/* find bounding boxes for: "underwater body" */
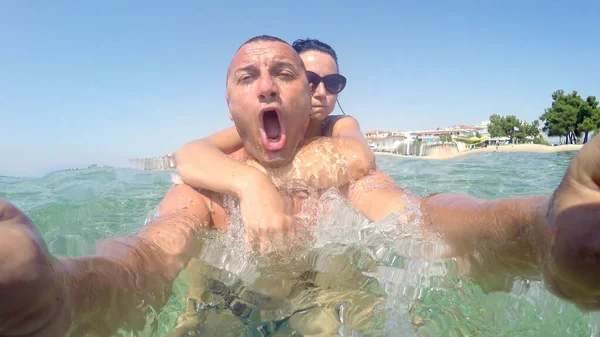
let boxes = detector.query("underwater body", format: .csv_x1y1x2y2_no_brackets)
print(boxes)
3,152,599,337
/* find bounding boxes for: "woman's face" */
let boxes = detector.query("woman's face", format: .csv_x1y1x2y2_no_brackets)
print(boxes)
300,50,340,121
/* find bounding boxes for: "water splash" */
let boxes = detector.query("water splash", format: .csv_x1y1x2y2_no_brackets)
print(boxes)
6,161,595,336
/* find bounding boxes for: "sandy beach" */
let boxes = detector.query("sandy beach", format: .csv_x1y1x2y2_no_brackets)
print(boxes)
375,143,584,160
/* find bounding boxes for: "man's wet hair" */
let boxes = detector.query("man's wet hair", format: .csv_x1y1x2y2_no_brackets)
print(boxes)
292,38,339,68
239,35,289,50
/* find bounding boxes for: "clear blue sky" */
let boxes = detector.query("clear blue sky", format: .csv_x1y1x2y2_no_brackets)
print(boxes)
1,1,598,177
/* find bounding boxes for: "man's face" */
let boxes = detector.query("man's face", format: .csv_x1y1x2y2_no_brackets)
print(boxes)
226,41,311,168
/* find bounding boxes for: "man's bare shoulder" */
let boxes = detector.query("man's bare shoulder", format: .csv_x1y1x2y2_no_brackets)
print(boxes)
158,185,211,219
228,148,250,162
277,137,375,189
159,184,233,231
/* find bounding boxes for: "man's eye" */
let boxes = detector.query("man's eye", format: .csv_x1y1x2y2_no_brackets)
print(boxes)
279,71,295,79
238,75,253,83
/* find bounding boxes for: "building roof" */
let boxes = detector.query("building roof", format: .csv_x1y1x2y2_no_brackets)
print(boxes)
365,130,391,135
414,130,456,135
449,124,476,130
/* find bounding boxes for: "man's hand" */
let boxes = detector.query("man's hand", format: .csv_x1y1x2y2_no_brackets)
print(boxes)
544,135,600,310
0,199,72,337
238,172,295,253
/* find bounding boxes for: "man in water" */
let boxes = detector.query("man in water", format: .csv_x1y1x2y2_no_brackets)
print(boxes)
1,35,600,336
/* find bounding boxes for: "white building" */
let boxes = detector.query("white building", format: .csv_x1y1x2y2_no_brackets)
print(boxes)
474,121,491,137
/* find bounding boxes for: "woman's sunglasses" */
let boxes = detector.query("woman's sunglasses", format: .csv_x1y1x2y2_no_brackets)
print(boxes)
306,71,347,95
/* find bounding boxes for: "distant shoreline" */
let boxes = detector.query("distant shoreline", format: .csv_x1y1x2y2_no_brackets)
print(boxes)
375,143,584,160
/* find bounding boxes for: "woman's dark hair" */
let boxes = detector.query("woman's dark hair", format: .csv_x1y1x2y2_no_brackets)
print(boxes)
292,38,339,68
293,38,346,115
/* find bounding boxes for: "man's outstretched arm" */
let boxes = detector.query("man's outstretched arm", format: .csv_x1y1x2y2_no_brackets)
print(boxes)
348,169,551,282
349,165,600,310
0,185,212,337
351,134,600,312
63,184,213,335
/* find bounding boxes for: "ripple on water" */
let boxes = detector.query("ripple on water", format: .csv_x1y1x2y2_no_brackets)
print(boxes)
2,152,597,336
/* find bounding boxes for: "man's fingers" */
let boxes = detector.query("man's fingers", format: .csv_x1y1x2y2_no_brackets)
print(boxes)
241,208,297,254
261,218,280,254
243,218,262,253
259,221,271,254
250,216,272,254
287,215,297,241
245,228,256,250
271,217,287,246
254,215,297,254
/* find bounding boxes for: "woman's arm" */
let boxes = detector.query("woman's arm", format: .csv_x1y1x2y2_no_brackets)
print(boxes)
328,115,376,174
174,127,293,247
174,126,261,197
329,116,369,144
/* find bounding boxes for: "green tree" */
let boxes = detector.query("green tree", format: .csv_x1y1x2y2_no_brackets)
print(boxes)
539,90,578,143
488,114,541,143
579,117,596,140
594,106,600,134
503,115,521,141
539,90,600,144
578,96,599,143
488,114,506,138
439,134,453,143
527,120,541,137
516,120,542,143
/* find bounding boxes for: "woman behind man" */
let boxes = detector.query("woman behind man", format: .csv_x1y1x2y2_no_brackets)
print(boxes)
174,38,374,237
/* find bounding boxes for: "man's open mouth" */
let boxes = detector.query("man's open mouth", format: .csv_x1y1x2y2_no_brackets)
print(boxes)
264,110,281,142
260,108,286,151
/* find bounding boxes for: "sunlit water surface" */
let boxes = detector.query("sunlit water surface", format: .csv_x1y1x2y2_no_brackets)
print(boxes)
2,152,599,336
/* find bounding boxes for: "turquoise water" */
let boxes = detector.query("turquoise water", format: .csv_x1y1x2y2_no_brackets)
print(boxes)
2,152,599,336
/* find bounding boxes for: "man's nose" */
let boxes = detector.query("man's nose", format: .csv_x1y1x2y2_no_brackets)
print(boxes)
257,75,279,100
